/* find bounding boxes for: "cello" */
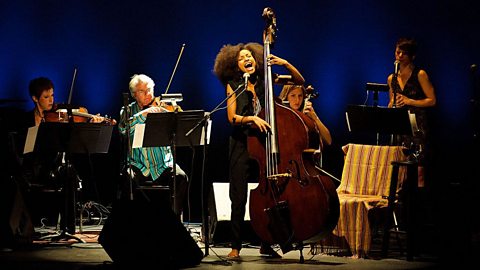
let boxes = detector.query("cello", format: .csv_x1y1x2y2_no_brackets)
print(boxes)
247,7,339,259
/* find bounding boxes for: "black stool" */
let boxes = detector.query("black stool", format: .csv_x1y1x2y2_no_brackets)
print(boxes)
135,182,172,206
382,160,418,261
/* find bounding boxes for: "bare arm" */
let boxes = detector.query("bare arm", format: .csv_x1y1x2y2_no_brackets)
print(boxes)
268,54,305,85
225,83,270,133
410,70,436,107
303,100,332,145
387,74,395,108
387,70,436,108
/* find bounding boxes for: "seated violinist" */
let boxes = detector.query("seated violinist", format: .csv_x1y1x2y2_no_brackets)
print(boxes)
20,77,106,125
16,77,113,221
118,74,188,218
16,77,59,192
279,84,332,146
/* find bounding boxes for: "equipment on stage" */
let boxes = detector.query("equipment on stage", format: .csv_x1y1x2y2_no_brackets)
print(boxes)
132,109,210,213
24,121,113,242
366,82,389,107
346,105,415,136
98,192,203,268
247,8,340,263
22,68,114,242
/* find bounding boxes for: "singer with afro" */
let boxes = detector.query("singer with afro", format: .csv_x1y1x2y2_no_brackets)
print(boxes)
213,42,304,258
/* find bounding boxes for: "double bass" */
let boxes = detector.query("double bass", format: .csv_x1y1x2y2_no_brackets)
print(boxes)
248,7,339,259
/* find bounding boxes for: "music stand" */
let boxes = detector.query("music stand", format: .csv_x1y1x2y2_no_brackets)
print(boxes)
134,110,208,214
366,82,389,107
345,105,415,145
25,122,113,242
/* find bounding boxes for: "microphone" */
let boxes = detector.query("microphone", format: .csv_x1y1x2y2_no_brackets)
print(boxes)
394,60,400,75
123,92,130,107
243,72,250,87
122,92,130,113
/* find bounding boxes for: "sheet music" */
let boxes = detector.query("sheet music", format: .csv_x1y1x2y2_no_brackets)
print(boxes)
408,110,419,135
345,112,351,132
201,119,212,145
132,124,145,148
23,125,39,154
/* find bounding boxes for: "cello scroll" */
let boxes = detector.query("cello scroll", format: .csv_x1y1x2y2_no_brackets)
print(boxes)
302,85,319,113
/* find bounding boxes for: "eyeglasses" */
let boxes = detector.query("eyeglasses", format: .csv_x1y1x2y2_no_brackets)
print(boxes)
135,88,151,95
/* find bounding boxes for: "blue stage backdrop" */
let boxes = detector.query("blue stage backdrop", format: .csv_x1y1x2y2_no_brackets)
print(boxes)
1,1,479,209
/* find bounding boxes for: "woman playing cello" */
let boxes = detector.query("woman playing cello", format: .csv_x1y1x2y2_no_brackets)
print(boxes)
213,42,305,258
279,84,332,147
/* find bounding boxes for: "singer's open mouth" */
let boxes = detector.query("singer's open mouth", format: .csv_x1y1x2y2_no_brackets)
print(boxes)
244,62,254,72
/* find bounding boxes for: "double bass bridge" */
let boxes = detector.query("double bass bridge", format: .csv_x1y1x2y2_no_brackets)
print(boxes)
267,173,292,180
266,173,292,195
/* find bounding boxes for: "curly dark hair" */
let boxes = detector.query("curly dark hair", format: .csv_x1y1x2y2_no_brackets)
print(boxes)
213,42,264,86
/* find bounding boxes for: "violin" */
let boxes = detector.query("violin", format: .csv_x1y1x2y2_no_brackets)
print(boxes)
149,96,183,112
44,68,116,125
134,95,184,117
44,104,116,125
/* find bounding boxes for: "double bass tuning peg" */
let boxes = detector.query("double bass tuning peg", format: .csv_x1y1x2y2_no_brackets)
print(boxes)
262,7,275,23
262,7,277,44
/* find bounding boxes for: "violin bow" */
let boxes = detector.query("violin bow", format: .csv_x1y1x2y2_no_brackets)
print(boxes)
67,67,78,105
164,43,186,94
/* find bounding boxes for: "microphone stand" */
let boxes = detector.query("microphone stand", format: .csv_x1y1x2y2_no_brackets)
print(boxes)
39,103,85,243
185,83,247,138
185,82,247,257
391,62,400,145
120,93,134,201
393,61,400,108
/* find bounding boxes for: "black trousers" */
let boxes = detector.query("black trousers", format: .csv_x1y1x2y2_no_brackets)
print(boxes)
229,135,273,252
229,136,257,250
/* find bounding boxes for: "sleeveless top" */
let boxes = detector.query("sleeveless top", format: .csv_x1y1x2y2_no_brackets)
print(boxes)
228,76,265,140
391,66,430,162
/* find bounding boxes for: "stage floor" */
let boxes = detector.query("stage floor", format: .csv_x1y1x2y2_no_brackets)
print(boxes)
0,224,446,270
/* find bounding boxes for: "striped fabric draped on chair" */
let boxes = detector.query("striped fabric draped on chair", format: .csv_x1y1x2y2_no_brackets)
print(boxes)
316,143,406,258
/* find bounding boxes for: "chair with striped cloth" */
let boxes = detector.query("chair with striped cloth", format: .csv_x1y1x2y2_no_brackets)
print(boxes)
315,143,407,258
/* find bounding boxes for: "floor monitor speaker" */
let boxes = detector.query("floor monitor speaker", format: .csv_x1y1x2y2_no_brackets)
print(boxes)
0,180,34,249
99,194,203,268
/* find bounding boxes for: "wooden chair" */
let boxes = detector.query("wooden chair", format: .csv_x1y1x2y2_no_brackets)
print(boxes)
315,143,412,258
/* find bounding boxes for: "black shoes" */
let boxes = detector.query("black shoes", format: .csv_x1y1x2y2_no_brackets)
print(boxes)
259,245,282,258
